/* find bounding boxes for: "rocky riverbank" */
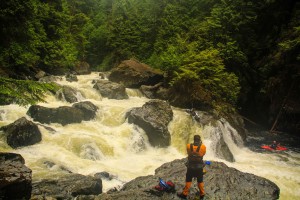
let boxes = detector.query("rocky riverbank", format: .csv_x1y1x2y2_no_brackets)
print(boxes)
0,153,279,200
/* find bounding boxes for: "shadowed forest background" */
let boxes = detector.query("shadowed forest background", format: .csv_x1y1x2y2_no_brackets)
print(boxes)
0,0,299,134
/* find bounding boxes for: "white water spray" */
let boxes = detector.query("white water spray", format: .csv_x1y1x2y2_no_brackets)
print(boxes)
0,73,299,199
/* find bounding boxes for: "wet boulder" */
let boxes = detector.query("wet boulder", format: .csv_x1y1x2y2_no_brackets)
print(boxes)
31,173,102,199
0,153,32,200
73,61,91,75
94,172,117,181
99,72,106,79
1,117,41,148
140,82,169,100
27,103,98,126
56,85,84,103
43,161,72,174
108,59,164,88
65,73,78,82
93,80,129,100
72,101,98,120
126,100,173,147
27,105,84,125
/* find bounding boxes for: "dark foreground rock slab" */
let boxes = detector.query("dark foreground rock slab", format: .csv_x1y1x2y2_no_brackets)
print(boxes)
97,158,279,200
0,153,32,200
31,173,102,200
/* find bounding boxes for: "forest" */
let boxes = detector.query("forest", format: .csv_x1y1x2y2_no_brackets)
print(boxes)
0,0,299,134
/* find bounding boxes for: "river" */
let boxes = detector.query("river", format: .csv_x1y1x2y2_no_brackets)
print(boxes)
0,73,299,200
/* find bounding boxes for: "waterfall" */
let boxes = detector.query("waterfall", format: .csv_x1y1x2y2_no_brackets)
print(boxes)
201,120,300,199
0,72,299,199
201,119,243,161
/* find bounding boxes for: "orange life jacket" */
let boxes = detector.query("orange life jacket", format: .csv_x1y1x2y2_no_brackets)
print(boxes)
187,143,206,168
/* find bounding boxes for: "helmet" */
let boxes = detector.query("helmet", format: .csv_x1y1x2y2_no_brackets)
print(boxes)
194,135,201,142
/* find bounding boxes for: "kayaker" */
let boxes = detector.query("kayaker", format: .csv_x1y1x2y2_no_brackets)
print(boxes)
270,141,279,149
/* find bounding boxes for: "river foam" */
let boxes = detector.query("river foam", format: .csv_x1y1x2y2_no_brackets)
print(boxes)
0,72,299,199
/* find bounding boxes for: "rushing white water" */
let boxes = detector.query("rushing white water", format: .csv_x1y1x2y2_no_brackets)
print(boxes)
0,73,299,200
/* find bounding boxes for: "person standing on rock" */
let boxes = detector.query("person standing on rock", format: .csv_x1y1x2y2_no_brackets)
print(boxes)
177,135,206,199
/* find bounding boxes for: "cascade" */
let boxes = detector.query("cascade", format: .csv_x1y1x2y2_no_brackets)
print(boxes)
0,73,299,199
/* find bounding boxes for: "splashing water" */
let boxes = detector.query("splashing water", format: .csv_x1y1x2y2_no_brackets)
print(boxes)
0,73,299,199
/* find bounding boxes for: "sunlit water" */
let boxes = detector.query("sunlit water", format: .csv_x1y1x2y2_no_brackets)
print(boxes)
0,73,299,199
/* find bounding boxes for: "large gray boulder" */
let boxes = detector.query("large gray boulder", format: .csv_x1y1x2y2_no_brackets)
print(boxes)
56,85,83,103
27,105,84,125
72,101,99,121
108,59,164,88
0,153,32,200
126,100,173,147
1,117,41,148
140,82,169,100
97,158,279,200
27,103,98,126
93,80,129,100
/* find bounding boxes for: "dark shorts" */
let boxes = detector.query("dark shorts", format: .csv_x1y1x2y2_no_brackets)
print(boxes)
186,167,203,183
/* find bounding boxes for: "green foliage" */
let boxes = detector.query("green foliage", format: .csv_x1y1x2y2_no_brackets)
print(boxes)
38,0,78,69
278,25,300,53
0,0,297,116
104,0,162,63
0,77,60,106
0,0,91,72
257,3,300,100
149,36,187,72
0,0,46,68
172,48,240,107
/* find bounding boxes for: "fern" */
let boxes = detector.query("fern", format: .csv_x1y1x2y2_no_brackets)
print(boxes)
0,77,60,106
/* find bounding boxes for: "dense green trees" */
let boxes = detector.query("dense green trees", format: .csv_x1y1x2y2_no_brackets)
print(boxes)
0,0,44,69
0,0,298,129
0,0,93,74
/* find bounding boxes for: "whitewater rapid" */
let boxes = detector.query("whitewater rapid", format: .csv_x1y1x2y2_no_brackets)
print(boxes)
0,73,299,200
